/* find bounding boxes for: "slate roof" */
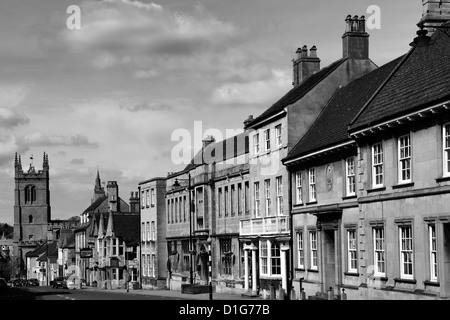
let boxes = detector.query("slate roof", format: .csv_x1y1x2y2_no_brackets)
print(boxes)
349,26,450,132
36,242,58,262
284,55,404,162
27,241,58,260
168,131,249,178
246,59,345,128
82,195,107,214
112,213,140,246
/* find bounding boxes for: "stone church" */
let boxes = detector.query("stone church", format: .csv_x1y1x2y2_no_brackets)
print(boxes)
12,152,79,278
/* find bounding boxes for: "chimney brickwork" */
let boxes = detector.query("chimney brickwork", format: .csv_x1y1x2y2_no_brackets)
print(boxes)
292,45,321,87
342,15,369,60
420,0,450,34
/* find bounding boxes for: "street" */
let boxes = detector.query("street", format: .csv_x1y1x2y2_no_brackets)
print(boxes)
0,286,187,300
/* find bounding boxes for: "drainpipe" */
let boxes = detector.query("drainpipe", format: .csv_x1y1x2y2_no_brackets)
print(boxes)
138,186,142,289
287,167,294,300
189,173,193,285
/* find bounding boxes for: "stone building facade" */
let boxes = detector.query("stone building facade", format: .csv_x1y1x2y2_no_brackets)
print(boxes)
139,177,167,289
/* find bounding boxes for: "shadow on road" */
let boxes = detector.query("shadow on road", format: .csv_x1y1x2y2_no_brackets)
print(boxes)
0,286,75,300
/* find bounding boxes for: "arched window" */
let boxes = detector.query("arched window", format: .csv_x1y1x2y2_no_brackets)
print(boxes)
28,215,33,223
25,185,37,203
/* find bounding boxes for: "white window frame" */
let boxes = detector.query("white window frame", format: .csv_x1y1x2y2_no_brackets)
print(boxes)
254,182,260,218
308,168,316,202
259,240,281,277
297,231,304,269
429,225,438,282
264,179,271,216
443,123,450,177
224,186,229,217
146,190,150,207
275,124,282,148
146,221,150,241
399,225,414,280
309,231,318,270
346,157,356,196
142,254,147,277
142,222,146,241
295,171,302,204
218,187,223,217
152,254,156,277
372,142,384,188
151,188,155,206
264,129,271,152
373,227,386,277
347,230,357,273
398,134,412,184
253,133,260,156
276,176,283,215
260,240,268,276
151,221,156,241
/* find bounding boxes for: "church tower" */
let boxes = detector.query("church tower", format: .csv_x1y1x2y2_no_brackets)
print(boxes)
13,152,52,260
92,168,106,204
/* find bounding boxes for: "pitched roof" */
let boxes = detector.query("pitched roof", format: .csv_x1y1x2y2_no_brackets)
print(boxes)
27,241,58,259
349,27,450,132
246,59,345,128
83,195,107,214
168,131,249,178
284,55,404,162
112,213,140,246
37,241,58,262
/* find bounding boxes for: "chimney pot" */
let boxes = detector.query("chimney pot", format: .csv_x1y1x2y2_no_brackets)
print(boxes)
296,47,302,59
292,44,320,86
301,45,308,57
342,14,370,60
309,45,318,58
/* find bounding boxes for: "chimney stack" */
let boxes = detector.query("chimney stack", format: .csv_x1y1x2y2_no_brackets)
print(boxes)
342,15,370,60
106,181,119,212
129,191,139,212
292,45,321,87
244,115,254,127
419,0,450,34
202,135,215,149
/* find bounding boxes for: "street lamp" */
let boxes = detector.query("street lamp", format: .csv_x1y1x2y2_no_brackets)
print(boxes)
207,236,213,300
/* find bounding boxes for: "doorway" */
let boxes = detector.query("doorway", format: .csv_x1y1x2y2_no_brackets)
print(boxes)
323,229,336,293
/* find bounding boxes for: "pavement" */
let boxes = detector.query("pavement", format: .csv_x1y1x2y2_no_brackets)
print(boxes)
81,285,262,300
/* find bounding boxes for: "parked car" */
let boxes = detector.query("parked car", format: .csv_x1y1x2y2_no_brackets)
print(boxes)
51,276,68,289
11,279,26,287
26,278,40,286
0,278,8,292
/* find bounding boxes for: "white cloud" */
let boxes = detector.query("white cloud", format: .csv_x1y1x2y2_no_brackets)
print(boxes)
211,69,291,105
134,69,159,79
0,107,29,129
19,132,99,148
0,85,30,108
103,0,163,11
0,134,28,166
60,0,237,70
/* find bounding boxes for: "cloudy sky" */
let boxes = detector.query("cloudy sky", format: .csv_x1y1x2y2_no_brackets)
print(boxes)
0,0,423,225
